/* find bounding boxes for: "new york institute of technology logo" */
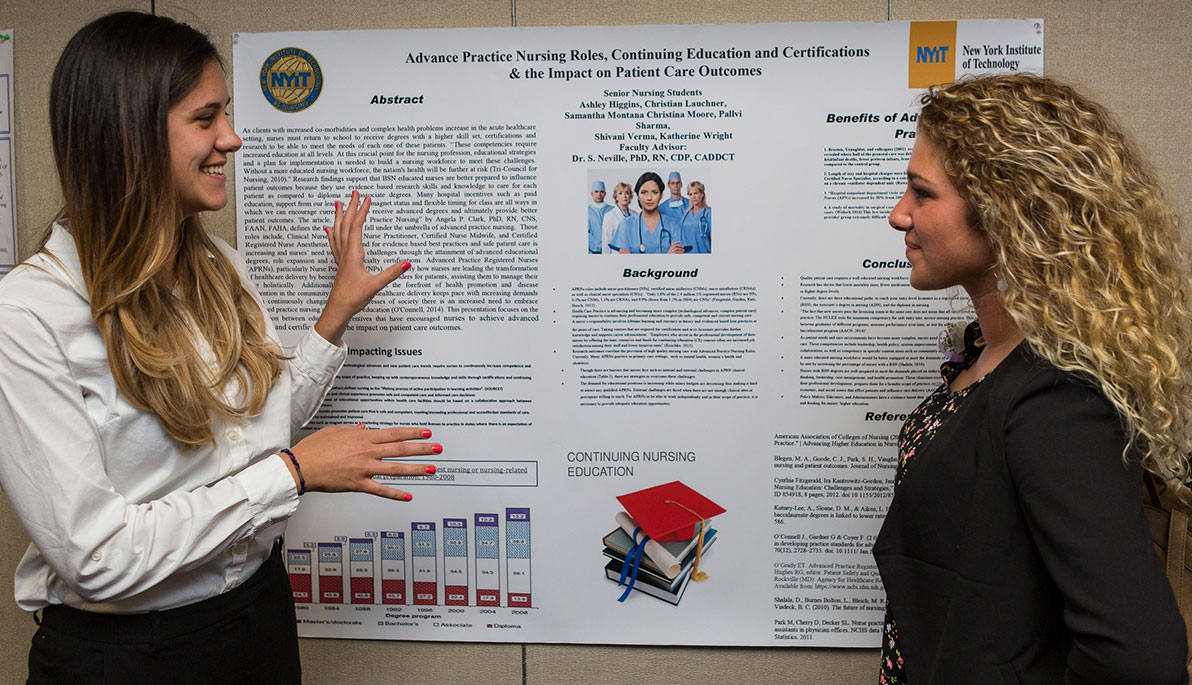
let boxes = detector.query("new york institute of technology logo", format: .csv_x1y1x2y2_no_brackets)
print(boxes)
260,47,323,113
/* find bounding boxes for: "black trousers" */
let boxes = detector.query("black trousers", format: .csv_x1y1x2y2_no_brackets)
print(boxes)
28,542,301,684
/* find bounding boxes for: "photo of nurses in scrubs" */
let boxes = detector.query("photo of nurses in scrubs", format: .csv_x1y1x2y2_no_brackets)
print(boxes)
587,169,712,255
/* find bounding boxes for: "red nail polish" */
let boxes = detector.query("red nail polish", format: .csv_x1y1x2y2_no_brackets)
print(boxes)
335,201,340,210
425,465,436,475
357,423,366,428
422,429,432,438
432,444,443,454
400,261,412,272
402,493,413,502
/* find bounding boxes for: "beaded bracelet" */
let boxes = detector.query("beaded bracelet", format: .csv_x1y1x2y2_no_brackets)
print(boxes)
280,448,306,496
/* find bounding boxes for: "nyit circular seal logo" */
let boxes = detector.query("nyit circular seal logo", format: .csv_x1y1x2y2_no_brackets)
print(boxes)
260,47,323,113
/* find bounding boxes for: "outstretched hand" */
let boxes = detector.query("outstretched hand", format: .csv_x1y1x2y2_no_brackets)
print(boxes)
284,424,440,502
314,190,411,345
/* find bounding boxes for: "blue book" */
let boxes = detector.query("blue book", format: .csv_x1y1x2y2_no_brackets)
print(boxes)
602,528,718,590
605,559,693,605
601,526,717,577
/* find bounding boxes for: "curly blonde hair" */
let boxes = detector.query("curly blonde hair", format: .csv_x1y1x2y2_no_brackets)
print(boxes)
918,73,1192,479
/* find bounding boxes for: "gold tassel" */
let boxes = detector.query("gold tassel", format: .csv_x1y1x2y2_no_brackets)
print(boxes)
665,500,709,582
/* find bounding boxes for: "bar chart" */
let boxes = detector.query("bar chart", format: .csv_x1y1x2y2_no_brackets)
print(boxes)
288,507,533,608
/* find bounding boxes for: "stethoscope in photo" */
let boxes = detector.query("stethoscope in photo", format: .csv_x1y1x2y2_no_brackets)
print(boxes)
634,213,671,253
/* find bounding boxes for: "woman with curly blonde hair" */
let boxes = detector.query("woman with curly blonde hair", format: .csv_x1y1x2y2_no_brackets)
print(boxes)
873,73,1191,684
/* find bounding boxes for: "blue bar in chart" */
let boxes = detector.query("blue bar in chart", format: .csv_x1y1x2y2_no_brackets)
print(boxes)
349,538,375,604
380,531,406,605
506,508,531,607
318,542,343,604
475,513,500,606
411,522,437,605
443,518,469,606
287,549,312,603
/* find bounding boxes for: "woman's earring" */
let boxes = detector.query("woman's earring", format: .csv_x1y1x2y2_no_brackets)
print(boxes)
996,275,1008,292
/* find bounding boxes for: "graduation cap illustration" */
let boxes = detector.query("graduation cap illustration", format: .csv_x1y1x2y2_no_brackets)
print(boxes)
616,480,725,543
611,481,725,601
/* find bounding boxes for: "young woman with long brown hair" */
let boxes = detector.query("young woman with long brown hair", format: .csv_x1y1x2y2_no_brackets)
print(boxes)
0,11,437,681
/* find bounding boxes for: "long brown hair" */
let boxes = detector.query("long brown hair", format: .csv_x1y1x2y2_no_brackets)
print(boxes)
49,12,285,446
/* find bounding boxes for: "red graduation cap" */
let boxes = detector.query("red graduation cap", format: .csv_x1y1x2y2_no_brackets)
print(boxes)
616,480,725,543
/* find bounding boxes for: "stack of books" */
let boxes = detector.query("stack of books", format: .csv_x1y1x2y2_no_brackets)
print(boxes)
602,523,718,605
604,480,725,605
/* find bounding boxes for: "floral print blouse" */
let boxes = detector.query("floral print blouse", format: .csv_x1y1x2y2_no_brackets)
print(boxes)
879,323,984,684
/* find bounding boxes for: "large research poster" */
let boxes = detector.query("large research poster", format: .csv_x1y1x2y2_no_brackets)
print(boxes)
233,20,1043,646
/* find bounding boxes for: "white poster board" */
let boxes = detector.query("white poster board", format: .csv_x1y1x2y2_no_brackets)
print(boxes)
232,19,1043,646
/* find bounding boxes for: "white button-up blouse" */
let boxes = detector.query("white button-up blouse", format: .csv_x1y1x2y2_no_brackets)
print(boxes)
0,224,345,612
